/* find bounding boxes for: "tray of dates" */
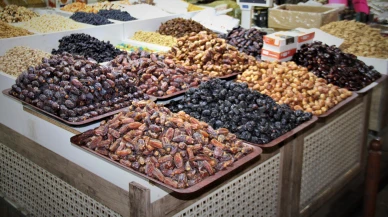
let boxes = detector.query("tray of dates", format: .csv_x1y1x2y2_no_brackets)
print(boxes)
167,79,318,148
356,74,388,94
70,101,262,194
3,88,156,126
317,91,358,118
154,73,239,101
2,53,155,126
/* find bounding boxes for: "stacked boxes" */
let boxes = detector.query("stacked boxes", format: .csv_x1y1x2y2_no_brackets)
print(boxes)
261,29,315,62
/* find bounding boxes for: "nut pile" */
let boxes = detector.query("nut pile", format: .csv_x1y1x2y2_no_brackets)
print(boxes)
221,27,266,60
78,100,254,189
0,21,33,38
131,31,177,47
8,52,149,122
236,61,353,115
0,46,50,77
116,43,156,53
320,20,388,58
292,42,381,91
62,2,124,13
165,31,257,77
168,79,313,144
70,12,112,25
158,18,213,38
0,5,39,23
52,33,123,63
97,9,137,21
19,14,85,33
108,52,206,97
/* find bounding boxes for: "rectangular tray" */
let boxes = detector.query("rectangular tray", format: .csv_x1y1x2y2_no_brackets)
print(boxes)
318,91,358,118
154,73,239,100
244,115,318,148
2,88,156,126
356,74,387,94
70,131,262,194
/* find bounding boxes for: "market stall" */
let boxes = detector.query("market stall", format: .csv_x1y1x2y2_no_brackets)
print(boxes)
0,1,387,217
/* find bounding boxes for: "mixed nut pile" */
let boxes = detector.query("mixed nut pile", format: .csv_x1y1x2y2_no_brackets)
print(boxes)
236,61,353,115
166,31,257,77
108,52,206,97
292,42,381,91
158,18,213,38
221,27,266,60
131,31,177,47
70,12,112,26
0,5,39,23
8,52,149,122
20,14,85,33
0,20,33,38
78,101,254,188
0,46,50,77
320,20,388,58
52,33,123,63
168,79,313,144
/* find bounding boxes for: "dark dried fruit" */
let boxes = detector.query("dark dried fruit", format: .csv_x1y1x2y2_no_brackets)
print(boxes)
292,41,381,91
167,79,313,144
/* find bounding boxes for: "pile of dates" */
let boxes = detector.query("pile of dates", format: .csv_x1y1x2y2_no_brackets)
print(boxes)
165,31,257,77
167,79,312,144
78,101,254,189
108,51,207,97
292,41,381,91
221,27,266,60
97,9,137,21
70,12,113,26
8,52,149,122
237,62,352,115
158,18,213,38
52,33,123,63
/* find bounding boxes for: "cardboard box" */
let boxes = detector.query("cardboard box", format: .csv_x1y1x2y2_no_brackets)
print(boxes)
283,29,315,49
268,5,339,30
261,48,297,62
263,33,297,52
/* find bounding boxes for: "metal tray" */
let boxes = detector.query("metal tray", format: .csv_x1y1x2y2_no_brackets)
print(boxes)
318,91,358,118
154,73,239,100
2,88,156,126
70,130,262,194
356,74,387,94
243,116,318,148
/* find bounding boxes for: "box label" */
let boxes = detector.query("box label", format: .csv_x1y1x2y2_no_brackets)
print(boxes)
261,48,297,59
298,32,315,43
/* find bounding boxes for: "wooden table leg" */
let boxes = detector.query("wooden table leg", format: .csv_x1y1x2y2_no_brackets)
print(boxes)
363,138,382,217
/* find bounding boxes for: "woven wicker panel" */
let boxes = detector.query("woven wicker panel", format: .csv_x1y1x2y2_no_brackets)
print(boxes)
300,102,363,209
0,143,121,217
173,153,281,217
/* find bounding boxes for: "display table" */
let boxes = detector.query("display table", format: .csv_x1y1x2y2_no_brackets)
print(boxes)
0,69,376,216
0,10,385,217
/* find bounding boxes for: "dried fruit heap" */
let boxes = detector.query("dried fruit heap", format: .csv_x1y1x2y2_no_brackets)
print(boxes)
221,27,266,60
166,31,257,77
97,9,137,21
108,52,207,97
52,33,123,63
79,101,253,189
237,61,352,115
168,79,312,144
292,42,381,91
158,18,213,38
70,12,113,26
8,53,149,122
